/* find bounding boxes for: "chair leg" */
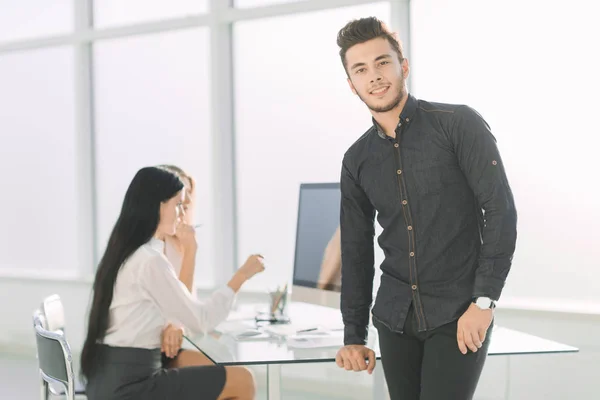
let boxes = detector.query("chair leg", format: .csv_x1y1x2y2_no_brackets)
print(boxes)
40,378,49,400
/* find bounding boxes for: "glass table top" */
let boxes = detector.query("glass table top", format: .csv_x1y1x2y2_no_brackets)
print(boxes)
184,302,578,366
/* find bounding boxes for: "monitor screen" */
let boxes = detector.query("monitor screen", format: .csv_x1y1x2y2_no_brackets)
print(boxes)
292,183,341,292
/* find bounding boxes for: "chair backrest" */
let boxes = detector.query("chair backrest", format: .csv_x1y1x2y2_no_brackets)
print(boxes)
41,294,66,332
33,309,75,399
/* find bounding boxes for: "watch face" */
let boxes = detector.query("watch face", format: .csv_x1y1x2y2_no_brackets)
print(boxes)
476,298,492,309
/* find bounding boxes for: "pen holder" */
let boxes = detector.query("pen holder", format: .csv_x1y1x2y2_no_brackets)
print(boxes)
255,287,290,324
269,289,288,316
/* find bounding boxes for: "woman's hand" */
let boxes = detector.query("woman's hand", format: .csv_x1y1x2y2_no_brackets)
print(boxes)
238,254,266,280
161,323,184,358
174,223,197,255
227,255,266,292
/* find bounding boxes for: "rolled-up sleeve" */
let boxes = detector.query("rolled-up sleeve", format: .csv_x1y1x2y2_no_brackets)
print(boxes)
452,106,518,300
139,256,235,335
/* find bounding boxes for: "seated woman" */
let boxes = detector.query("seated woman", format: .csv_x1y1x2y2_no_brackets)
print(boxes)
158,164,198,294
81,166,264,400
157,164,228,368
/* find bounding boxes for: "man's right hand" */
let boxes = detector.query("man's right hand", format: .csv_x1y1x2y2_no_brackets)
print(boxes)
335,345,376,374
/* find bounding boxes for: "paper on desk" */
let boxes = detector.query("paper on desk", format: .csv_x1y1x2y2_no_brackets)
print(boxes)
214,319,256,335
233,331,272,341
226,308,259,321
286,330,344,349
262,324,321,337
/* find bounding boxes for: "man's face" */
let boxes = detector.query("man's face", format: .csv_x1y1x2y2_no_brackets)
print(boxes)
345,37,408,113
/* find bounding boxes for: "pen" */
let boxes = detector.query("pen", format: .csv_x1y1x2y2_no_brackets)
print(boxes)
296,327,318,334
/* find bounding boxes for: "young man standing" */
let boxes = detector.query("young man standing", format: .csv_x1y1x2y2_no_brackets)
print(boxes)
334,17,517,400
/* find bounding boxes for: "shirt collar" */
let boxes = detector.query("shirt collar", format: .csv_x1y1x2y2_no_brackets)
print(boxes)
148,237,165,253
372,93,418,139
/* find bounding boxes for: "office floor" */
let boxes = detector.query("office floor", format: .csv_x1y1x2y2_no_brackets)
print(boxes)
0,351,348,400
1,352,39,399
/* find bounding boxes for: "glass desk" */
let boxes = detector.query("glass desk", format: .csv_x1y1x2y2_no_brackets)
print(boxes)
185,302,578,400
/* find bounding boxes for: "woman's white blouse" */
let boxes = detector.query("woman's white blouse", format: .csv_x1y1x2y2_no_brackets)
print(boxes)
101,238,235,349
164,237,198,299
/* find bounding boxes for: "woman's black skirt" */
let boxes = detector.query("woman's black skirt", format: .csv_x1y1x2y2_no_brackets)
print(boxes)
85,345,226,400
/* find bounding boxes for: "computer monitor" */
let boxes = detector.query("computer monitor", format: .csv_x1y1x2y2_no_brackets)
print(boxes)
291,182,341,309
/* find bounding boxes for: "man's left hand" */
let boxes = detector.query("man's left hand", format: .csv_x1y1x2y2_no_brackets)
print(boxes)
457,302,493,355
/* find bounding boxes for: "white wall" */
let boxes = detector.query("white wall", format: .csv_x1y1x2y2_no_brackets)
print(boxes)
0,278,91,354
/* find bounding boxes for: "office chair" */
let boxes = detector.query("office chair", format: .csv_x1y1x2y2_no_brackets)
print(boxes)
33,295,86,399
40,294,66,332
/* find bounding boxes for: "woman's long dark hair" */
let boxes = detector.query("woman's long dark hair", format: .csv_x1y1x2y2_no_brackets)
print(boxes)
80,166,184,379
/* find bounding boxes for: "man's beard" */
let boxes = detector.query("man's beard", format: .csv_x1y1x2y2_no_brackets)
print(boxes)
362,88,404,113
358,75,405,113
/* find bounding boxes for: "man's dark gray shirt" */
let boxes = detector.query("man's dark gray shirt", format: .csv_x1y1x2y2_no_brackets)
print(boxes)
340,94,517,345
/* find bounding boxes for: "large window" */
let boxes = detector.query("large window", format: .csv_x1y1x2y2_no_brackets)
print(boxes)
411,0,599,309
235,0,306,9
0,0,72,42
0,46,78,276
1,0,401,289
93,0,208,28
234,2,391,290
93,28,214,285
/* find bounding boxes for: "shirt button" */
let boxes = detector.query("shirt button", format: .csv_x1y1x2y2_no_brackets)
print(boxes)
406,118,410,122
411,284,417,290
410,252,415,257
394,143,399,148
402,200,408,205
397,169,402,175
407,225,413,231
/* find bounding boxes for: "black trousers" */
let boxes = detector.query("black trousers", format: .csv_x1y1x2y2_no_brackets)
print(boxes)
373,305,493,400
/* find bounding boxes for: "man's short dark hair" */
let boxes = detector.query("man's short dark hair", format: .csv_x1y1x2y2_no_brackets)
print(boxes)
337,17,404,74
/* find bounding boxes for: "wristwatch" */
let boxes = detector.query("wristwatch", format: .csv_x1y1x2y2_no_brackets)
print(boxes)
474,297,496,310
